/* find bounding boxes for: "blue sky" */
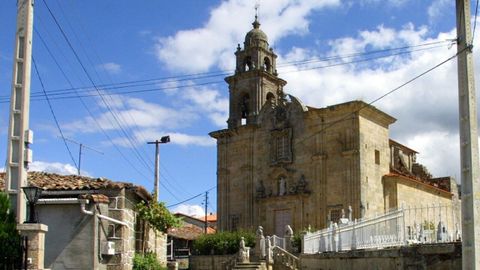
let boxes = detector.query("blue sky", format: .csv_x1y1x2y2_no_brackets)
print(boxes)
0,0,477,217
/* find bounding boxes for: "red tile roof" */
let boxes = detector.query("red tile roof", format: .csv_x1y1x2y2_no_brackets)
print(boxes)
0,171,151,200
168,224,216,240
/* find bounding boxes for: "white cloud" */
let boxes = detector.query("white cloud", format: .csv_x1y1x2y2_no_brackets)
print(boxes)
172,203,205,217
110,129,215,148
28,161,87,176
405,131,460,181
359,0,410,7
154,0,341,73
65,95,197,133
274,24,470,179
181,84,229,127
427,0,453,23
98,62,122,75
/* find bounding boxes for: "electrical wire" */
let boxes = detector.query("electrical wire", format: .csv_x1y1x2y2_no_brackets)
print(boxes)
32,56,79,170
294,47,466,149
32,26,158,192
0,40,451,100
167,186,216,208
40,0,158,180
0,43,450,104
473,0,479,43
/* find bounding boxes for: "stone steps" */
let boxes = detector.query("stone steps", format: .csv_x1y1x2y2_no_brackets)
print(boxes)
232,262,263,270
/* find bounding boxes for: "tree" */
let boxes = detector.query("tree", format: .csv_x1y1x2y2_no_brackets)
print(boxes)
135,199,181,233
0,192,21,264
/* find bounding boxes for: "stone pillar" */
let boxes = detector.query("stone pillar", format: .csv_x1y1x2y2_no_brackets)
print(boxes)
17,223,48,270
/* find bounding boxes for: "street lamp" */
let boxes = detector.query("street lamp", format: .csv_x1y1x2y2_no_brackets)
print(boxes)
160,136,170,143
147,135,170,201
22,186,42,223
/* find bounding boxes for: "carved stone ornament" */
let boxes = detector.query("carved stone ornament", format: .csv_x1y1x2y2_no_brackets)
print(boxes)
256,180,266,198
273,106,288,128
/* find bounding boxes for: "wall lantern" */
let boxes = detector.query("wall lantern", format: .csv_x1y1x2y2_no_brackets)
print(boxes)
22,186,42,223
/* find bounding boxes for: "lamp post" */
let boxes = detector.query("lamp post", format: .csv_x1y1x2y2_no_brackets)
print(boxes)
22,186,42,223
147,135,170,201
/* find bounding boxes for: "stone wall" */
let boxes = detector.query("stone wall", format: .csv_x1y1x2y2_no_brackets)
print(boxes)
300,242,461,270
105,194,140,270
189,255,236,270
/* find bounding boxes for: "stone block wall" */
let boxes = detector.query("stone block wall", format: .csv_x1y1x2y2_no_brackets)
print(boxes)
300,242,461,270
189,255,236,270
106,196,137,270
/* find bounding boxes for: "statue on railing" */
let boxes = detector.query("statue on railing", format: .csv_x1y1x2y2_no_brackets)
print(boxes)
284,225,294,252
238,237,250,263
256,226,266,259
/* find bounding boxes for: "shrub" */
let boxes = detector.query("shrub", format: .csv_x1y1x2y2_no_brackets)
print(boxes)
0,192,21,260
193,231,255,255
135,200,181,233
132,252,166,270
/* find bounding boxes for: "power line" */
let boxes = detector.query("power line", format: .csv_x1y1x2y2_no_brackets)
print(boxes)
473,0,479,43
294,47,466,149
32,56,79,170
31,25,156,189
0,43,451,104
0,40,451,100
40,0,157,179
167,186,216,208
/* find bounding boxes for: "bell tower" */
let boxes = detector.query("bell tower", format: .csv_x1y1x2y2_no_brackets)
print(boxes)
226,16,287,129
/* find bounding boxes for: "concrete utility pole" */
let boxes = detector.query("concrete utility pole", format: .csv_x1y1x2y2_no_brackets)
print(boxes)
147,136,170,201
456,0,480,268
6,0,35,223
204,191,209,234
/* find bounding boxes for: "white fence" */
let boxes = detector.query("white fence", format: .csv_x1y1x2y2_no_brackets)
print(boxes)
303,204,460,254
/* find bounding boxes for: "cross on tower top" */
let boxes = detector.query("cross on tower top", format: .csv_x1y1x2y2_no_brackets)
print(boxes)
255,1,260,20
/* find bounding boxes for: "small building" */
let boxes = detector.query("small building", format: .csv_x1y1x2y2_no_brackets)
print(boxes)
167,213,216,269
0,171,167,270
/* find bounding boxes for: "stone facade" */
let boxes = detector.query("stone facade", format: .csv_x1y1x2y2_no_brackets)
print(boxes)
210,18,459,236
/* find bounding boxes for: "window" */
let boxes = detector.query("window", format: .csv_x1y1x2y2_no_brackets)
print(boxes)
266,92,275,104
329,209,342,223
240,94,250,120
264,57,271,72
244,56,253,71
375,150,380,165
277,136,288,160
270,128,292,164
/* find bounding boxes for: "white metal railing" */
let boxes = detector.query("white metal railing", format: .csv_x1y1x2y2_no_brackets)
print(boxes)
303,204,461,254
166,240,173,260
271,235,286,249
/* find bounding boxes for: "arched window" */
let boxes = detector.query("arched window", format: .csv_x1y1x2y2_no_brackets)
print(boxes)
240,93,250,119
266,92,275,103
264,57,271,72
243,56,253,71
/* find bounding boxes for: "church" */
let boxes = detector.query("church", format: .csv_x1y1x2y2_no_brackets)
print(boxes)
209,17,459,236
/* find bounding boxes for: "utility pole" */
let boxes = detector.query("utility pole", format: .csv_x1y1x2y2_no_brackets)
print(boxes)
204,191,209,234
64,138,103,176
147,136,170,201
6,0,35,223
456,0,480,269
